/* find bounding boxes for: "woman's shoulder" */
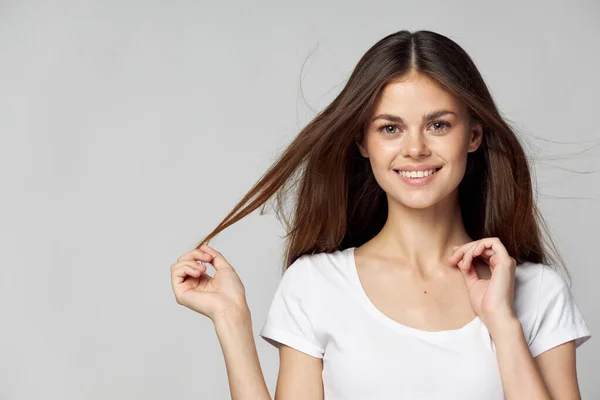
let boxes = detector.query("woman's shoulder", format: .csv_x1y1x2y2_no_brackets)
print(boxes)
513,262,556,311
284,247,356,287
513,261,592,356
513,261,570,303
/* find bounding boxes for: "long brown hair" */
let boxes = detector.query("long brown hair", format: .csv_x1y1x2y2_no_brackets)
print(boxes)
196,29,569,282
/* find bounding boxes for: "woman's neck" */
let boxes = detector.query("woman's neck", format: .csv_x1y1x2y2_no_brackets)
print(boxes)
365,195,472,276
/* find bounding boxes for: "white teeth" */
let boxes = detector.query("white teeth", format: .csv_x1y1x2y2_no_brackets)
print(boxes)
397,168,438,178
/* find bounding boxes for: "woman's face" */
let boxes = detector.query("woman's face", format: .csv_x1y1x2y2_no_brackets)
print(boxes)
357,73,483,210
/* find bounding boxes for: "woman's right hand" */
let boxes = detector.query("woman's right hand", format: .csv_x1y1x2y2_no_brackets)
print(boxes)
170,244,249,323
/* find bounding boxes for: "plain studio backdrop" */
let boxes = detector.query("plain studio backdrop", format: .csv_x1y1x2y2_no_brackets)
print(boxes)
1,0,598,399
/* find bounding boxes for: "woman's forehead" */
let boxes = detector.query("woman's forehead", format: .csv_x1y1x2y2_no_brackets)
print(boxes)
372,79,464,119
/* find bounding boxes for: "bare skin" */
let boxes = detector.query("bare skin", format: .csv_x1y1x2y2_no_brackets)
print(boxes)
354,243,491,332
352,71,488,330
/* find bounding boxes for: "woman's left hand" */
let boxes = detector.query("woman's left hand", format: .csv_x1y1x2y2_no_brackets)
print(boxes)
448,237,518,330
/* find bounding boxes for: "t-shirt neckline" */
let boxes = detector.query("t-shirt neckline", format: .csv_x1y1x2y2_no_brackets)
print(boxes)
345,246,482,339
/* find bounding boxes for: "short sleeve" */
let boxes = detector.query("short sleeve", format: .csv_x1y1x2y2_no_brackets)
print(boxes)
528,266,592,358
259,256,324,359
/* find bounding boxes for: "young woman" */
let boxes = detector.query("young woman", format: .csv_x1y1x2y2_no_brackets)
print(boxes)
170,30,592,399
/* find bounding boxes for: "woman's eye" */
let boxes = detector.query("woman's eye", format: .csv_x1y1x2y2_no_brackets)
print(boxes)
379,125,399,135
430,121,451,132
377,121,451,136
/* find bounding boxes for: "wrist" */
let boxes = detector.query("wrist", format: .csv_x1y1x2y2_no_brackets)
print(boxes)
213,306,252,330
486,315,522,340
213,308,257,358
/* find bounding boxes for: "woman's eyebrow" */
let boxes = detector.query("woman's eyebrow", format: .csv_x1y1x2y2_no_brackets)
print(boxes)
371,109,457,123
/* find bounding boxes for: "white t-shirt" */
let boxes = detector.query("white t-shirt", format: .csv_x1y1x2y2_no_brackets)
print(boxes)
259,246,592,399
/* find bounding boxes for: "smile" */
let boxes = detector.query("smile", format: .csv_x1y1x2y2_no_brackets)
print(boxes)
393,167,442,186
395,167,441,178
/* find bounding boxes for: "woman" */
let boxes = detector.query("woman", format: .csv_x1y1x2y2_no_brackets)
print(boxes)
170,30,592,399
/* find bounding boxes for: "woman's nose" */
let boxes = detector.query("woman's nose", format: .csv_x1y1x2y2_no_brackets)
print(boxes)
401,131,430,158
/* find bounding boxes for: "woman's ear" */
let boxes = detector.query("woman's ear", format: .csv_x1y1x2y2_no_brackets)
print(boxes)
356,140,369,158
468,121,484,153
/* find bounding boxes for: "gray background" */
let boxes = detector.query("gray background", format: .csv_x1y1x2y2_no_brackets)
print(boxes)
1,0,598,399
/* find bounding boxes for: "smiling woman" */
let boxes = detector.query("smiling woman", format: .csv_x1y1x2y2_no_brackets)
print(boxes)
357,72,481,205
171,29,592,400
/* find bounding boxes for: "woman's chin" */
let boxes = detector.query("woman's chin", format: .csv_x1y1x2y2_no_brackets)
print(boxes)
404,201,439,210
389,195,440,210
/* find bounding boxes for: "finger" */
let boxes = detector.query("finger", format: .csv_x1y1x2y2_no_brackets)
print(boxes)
462,241,484,271
479,248,494,258
449,241,476,263
171,261,212,283
199,244,234,271
179,260,208,273
457,254,479,286
450,237,508,263
177,249,214,263
469,248,494,261
474,238,513,271
171,260,207,273
484,237,510,260
449,241,477,266
170,265,208,308
173,265,203,285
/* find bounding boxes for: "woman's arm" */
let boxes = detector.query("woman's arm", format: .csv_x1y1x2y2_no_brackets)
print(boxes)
170,245,272,400
489,317,580,400
449,239,586,399
214,308,272,400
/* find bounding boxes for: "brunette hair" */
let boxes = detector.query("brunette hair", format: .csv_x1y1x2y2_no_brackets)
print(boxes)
196,29,569,282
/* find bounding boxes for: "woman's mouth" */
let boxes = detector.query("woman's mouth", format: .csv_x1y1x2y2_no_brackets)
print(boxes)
394,167,442,186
